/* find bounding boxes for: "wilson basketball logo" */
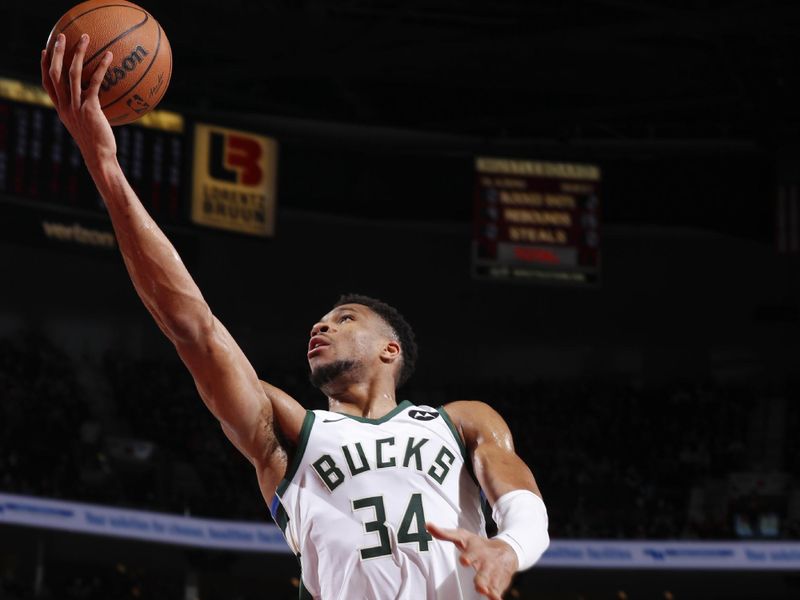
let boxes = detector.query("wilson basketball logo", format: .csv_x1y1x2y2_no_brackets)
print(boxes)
208,132,263,186
100,45,149,92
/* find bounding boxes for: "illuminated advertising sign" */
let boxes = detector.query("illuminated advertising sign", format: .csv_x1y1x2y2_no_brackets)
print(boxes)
191,123,278,236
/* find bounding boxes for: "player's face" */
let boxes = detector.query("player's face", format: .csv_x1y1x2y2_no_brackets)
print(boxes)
307,304,390,385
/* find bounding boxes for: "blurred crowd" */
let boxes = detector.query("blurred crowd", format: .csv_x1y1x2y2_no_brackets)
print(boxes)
473,380,755,539
1,330,798,542
0,561,183,600
0,332,88,501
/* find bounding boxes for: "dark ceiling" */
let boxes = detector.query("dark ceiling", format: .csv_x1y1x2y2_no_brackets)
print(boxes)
4,0,800,142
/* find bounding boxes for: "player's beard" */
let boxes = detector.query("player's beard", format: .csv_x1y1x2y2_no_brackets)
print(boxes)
309,359,359,390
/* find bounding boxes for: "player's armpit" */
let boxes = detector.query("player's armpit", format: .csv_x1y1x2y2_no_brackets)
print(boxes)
259,380,307,446
442,400,541,505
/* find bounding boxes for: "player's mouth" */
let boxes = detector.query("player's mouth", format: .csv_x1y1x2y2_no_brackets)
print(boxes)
307,336,331,358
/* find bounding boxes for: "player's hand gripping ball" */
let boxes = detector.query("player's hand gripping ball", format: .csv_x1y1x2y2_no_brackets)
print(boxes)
45,0,171,125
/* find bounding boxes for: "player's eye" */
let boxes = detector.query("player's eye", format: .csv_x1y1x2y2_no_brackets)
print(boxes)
339,314,354,323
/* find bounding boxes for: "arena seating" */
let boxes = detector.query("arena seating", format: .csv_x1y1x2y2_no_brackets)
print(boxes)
1,331,797,541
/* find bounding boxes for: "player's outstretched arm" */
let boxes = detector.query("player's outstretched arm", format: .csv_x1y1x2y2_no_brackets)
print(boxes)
41,34,305,496
427,401,549,600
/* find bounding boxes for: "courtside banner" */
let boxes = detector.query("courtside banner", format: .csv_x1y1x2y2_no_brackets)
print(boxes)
539,540,800,570
0,492,288,553
191,123,278,236
4,492,800,567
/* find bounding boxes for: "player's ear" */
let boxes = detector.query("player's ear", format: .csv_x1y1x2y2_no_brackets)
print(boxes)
380,340,401,364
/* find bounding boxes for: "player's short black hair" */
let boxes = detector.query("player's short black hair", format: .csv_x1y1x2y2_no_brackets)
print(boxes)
334,294,417,387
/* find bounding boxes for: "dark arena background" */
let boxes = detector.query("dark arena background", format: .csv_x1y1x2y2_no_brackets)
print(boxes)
2,1,800,599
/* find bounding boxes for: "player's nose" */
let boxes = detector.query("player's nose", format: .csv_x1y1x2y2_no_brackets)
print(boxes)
310,322,330,337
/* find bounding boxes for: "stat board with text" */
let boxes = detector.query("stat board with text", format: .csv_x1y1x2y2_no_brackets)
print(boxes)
472,157,601,286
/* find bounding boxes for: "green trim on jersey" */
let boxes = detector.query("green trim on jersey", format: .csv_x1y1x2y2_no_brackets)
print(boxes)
332,399,413,424
273,501,290,535
438,404,481,488
277,410,316,498
298,579,313,599
437,405,467,462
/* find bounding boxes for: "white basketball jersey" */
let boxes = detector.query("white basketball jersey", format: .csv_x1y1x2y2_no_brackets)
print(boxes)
270,401,486,600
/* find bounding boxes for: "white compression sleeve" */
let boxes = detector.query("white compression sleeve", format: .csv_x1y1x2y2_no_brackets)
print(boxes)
492,489,550,571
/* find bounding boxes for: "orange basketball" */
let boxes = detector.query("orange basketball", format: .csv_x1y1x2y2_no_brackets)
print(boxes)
46,0,172,125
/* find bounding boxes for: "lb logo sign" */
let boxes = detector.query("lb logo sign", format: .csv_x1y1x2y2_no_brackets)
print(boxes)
192,124,278,236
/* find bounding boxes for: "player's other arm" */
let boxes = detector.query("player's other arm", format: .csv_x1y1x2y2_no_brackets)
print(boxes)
428,401,549,600
449,400,542,503
41,35,305,495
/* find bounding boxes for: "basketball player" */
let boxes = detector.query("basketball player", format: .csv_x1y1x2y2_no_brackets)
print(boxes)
42,34,549,600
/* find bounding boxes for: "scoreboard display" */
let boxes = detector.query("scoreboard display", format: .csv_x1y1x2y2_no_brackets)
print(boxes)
0,77,187,251
472,157,601,285
0,76,278,249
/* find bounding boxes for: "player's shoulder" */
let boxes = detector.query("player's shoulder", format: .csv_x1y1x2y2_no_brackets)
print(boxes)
441,400,500,418
441,400,509,431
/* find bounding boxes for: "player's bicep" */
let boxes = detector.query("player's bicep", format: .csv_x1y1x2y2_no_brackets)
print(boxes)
447,401,541,506
173,315,271,454
220,421,256,467
472,442,539,506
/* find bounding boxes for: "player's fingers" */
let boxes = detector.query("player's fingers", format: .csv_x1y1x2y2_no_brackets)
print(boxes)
86,51,112,100
482,574,505,600
474,573,499,600
481,586,502,600
426,523,469,550
48,34,67,107
40,49,58,105
69,33,90,111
